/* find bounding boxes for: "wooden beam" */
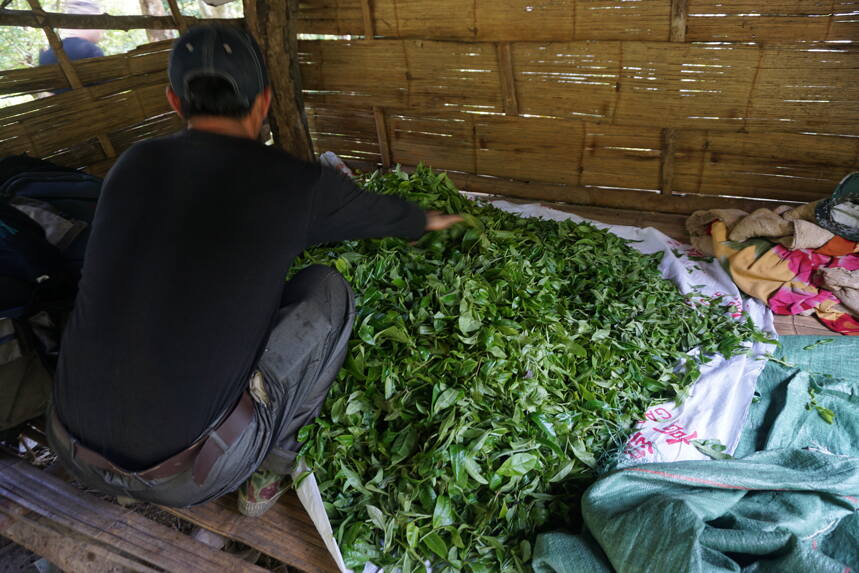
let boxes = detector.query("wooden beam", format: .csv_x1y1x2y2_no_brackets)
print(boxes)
660,127,676,195
244,0,314,161
164,492,340,573
373,106,391,167
443,171,796,215
138,0,173,43
359,0,374,38
496,42,519,116
0,9,241,30
341,160,792,215
26,0,116,158
670,0,688,42
164,0,187,34
360,0,390,166
494,196,691,242
0,456,266,573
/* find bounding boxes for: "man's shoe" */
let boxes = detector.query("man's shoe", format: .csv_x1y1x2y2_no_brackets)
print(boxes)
237,469,289,517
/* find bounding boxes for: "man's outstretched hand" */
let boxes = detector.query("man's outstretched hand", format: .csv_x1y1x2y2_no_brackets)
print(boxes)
425,210,464,231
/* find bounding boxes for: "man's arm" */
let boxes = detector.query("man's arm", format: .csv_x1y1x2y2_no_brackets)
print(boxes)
305,167,461,246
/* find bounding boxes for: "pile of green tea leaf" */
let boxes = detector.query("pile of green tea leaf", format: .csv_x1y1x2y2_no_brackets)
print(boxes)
295,166,760,572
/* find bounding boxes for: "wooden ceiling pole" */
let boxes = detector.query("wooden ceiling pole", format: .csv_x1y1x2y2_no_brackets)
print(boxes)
164,0,188,34
662,0,687,195
669,0,688,42
0,10,242,30
496,41,519,117
242,0,314,162
26,0,116,159
360,0,392,168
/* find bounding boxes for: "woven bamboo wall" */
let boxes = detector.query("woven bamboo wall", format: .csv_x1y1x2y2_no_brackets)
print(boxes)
1,1,858,213
294,0,859,212
0,39,179,177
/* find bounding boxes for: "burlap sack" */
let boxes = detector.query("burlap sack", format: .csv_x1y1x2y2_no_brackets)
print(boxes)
685,209,748,256
776,220,836,250
728,208,793,242
783,200,822,222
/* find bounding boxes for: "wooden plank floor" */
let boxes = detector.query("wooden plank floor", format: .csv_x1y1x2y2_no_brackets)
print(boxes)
164,491,340,573
0,455,266,573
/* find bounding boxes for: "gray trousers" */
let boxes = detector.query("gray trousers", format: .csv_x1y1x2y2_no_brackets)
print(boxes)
47,265,355,507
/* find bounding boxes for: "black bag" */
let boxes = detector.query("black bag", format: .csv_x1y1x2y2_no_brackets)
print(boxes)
0,202,73,431
0,156,101,432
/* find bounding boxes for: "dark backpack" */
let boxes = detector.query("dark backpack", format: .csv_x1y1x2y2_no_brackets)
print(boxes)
0,201,72,431
0,157,102,432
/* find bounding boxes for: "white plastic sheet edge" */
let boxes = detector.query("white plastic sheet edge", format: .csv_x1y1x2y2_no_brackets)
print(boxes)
292,197,777,572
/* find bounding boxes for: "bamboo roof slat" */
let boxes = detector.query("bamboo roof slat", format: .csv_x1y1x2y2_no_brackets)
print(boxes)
0,9,241,30
687,1,859,43
0,83,170,155
0,40,171,95
41,138,106,170
294,0,859,44
295,0,672,41
26,0,117,157
0,72,171,161
40,114,181,173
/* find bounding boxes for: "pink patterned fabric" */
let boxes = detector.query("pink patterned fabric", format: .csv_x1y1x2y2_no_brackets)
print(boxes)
772,245,833,285
832,254,859,271
768,246,859,334
768,285,839,316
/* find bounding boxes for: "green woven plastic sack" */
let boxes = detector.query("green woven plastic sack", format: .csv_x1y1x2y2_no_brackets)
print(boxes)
533,337,859,573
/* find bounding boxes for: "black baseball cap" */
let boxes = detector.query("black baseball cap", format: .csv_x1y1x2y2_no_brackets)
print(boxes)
168,26,268,107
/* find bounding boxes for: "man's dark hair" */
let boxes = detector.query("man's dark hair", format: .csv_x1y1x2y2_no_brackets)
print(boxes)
181,76,253,119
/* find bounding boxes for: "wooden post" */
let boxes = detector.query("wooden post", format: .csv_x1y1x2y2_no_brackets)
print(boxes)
373,107,392,168
669,0,687,42
359,0,374,39
243,0,314,161
26,0,116,159
0,10,242,29
165,0,187,34
496,42,519,116
359,0,392,167
660,128,676,195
